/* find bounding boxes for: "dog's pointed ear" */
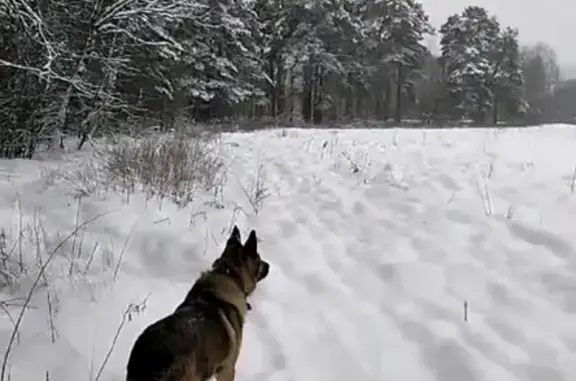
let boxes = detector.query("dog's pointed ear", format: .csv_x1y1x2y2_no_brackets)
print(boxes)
228,225,241,243
244,230,257,254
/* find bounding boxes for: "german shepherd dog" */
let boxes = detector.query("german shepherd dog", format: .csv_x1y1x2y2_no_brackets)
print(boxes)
126,226,270,381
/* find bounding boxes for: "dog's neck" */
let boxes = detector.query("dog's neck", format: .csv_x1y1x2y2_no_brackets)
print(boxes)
211,266,253,311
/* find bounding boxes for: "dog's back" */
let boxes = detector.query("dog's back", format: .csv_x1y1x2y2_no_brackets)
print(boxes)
126,226,269,381
126,278,240,381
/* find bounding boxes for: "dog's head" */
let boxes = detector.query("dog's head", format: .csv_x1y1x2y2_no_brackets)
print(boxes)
213,226,269,295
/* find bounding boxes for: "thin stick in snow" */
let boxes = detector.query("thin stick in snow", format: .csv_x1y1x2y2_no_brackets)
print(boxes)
473,175,492,216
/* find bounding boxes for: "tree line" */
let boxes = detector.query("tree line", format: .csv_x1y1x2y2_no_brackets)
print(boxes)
0,0,564,158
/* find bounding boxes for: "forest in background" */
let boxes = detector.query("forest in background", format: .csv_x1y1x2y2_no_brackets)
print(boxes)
0,0,572,158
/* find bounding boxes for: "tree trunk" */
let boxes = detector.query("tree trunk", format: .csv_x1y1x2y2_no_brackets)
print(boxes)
374,90,382,120
301,62,313,123
344,74,353,118
394,63,403,123
383,79,392,120
288,67,295,123
492,98,499,125
313,65,323,124
268,57,277,117
277,64,285,117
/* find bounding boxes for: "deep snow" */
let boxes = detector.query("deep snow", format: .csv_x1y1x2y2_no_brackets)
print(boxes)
1,125,576,381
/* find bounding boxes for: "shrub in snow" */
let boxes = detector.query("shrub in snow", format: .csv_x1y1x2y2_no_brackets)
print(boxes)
99,133,225,207
57,132,225,208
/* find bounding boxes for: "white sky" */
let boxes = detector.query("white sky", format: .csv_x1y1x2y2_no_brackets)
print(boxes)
421,0,575,68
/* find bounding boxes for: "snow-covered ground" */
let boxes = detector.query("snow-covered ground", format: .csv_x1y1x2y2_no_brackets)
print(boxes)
1,125,576,381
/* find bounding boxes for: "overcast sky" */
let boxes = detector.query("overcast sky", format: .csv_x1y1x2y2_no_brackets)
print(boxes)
421,0,575,70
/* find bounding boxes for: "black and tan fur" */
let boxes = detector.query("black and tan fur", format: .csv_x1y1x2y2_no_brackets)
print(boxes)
126,226,270,381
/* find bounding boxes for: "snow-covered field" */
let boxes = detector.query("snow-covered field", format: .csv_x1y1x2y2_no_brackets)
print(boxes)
1,125,576,381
